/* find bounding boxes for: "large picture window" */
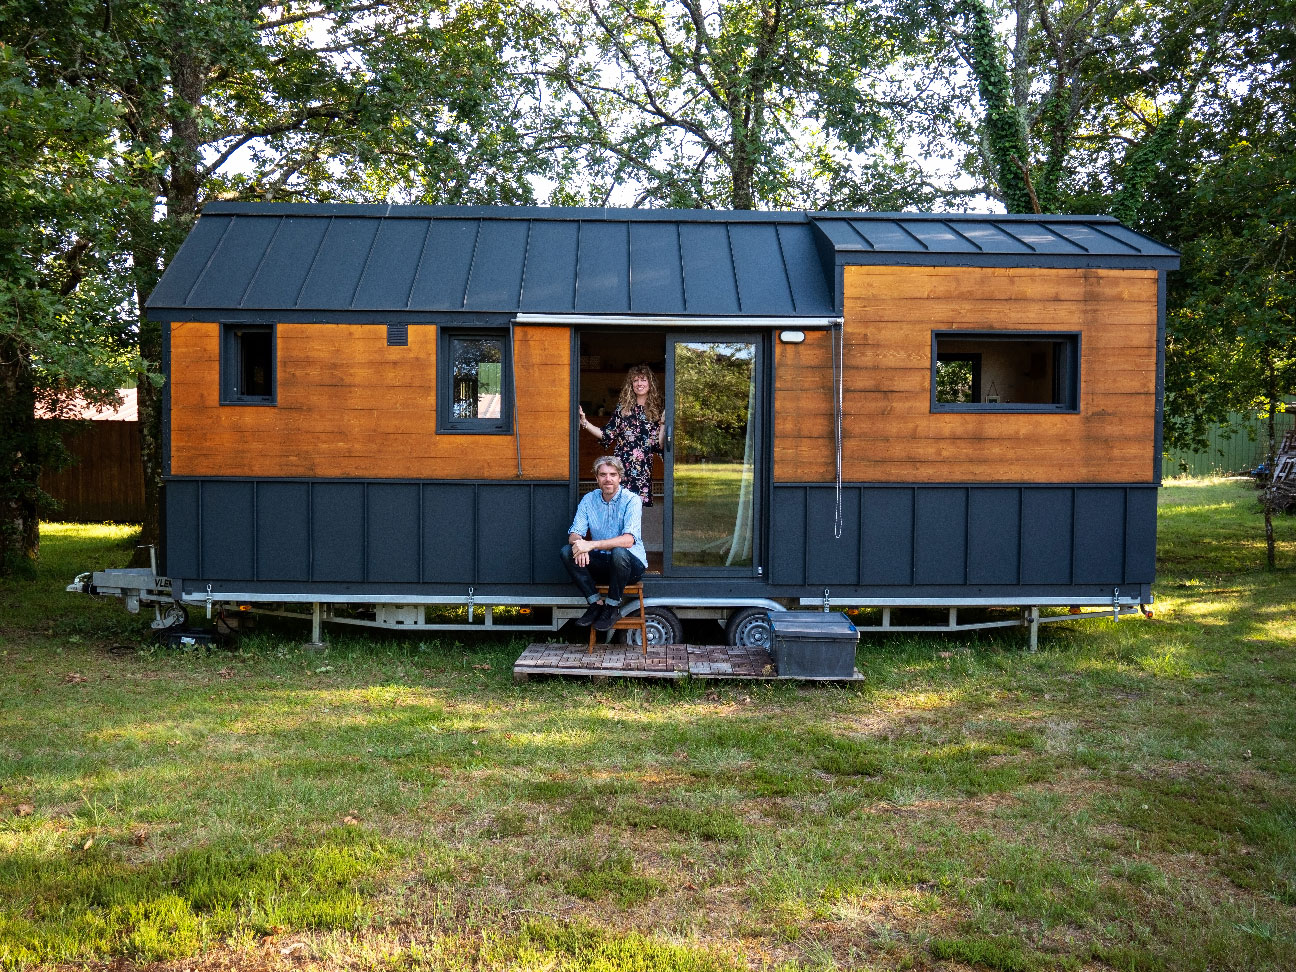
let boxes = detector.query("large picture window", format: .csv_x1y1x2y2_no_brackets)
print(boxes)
932,332,1079,412
437,329,512,433
220,323,275,405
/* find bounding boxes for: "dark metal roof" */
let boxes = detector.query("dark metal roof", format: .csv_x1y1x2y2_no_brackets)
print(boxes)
810,212,1179,268
147,202,1178,319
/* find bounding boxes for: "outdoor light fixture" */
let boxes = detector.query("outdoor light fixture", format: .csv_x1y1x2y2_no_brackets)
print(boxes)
779,330,806,344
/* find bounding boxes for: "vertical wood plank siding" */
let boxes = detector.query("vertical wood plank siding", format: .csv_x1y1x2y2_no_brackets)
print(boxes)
774,266,1160,483
169,323,569,479
39,420,145,522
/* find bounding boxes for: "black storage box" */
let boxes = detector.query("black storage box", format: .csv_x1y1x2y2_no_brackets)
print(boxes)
769,611,859,678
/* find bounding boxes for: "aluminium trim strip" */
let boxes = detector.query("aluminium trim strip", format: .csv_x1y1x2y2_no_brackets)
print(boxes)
514,313,842,328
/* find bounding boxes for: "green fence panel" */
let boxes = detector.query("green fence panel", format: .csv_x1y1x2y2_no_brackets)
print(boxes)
1163,411,1295,478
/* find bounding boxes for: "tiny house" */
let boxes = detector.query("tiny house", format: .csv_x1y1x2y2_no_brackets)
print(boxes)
84,202,1179,645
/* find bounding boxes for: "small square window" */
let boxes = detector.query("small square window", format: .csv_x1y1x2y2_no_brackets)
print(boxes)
220,323,275,405
437,329,512,433
932,332,1079,412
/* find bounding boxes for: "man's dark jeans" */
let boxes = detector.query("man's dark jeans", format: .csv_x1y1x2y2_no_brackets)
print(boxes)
560,545,645,604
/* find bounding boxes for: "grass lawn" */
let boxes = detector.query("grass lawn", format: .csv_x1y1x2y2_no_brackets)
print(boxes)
1,480,1293,971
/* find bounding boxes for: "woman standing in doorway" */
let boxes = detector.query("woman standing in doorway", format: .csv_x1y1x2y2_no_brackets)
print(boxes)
577,365,666,506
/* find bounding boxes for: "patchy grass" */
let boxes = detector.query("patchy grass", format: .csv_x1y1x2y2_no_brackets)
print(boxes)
0,488,1293,971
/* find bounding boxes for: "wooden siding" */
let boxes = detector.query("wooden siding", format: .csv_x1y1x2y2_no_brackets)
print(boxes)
775,266,1159,484
170,323,569,479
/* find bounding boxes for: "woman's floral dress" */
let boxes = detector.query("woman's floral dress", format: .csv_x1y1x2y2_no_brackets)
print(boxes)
601,404,663,506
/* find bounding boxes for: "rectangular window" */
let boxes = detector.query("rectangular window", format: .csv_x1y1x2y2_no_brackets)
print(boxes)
220,323,275,405
437,329,512,433
932,332,1079,412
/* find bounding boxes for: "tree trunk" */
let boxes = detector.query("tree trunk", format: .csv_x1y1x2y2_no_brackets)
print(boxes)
0,338,41,577
131,42,207,566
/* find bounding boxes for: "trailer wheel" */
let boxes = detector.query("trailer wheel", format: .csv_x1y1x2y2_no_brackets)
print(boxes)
623,607,683,647
725,607,773,648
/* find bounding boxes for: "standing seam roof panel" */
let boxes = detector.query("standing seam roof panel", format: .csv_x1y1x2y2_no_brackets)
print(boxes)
777,223,835,315
351,218,433,309
679,223,741,314
296,217,381,308
729,223,796,316
464,219,530,310
407,219,480,310
575,221,631,313
519,220,580,311
187,217,281,309
148,214,231,308
628,221,686,314
241,217,331,309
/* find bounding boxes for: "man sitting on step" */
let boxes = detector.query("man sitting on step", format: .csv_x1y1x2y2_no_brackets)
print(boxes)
561,455,647,632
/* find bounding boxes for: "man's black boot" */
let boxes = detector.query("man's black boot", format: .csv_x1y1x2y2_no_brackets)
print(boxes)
594,603,622,631
575,601,603,627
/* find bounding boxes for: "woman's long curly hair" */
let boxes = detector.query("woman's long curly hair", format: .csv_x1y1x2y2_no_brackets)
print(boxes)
616,365,663,423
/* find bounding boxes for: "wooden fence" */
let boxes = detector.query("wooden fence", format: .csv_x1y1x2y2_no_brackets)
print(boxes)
40,420,145,523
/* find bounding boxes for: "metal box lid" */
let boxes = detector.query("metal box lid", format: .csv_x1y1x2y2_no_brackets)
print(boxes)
768,611,859,640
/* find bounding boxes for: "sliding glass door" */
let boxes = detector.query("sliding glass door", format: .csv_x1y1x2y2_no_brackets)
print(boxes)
665,336,762,574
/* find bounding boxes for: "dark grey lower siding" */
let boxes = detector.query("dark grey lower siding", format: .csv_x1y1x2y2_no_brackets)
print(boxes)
165,478,1156,601
166,478,572,593
770,483,1156,594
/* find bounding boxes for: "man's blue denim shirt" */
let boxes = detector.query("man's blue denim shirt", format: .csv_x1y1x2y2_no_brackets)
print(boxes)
568,486,647,567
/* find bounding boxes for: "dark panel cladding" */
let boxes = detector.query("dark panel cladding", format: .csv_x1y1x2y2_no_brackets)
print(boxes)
915,488,967,585
200,481,255,579
367,483,421,582
1022,488,1073,584
769,487,807,585
311,483,366,581
532,485,575,583
478,485,533,583
422,485,476,582
1074,488,1126,584
807,487,859,585
778,222,834,313
165,480,200,578
164,478,1153,598
861,488,913,584
1125,488,1158,583
968,488,1021,584
256,482,310,581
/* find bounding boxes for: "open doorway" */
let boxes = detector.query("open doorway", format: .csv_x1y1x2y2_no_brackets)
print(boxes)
576,330,667,572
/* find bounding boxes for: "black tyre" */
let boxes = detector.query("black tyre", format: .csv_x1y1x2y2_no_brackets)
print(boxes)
725,607,773,648
623,606,683,647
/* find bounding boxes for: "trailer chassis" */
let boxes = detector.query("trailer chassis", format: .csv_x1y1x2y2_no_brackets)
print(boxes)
70,563,1149,651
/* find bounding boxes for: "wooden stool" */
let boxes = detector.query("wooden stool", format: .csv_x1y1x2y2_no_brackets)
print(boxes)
587,582,648,654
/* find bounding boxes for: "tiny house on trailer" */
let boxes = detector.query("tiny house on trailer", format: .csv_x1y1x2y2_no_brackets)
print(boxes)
76,202,1179,646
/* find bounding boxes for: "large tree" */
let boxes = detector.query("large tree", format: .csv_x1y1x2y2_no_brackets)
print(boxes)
543,0,943,210
5,0,552,564
0,43,141,575
940,0,1239,215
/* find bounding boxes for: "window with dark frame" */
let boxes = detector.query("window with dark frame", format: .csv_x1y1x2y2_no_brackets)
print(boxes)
932,332,1079,412
220,323,275,405
437,329,512,433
